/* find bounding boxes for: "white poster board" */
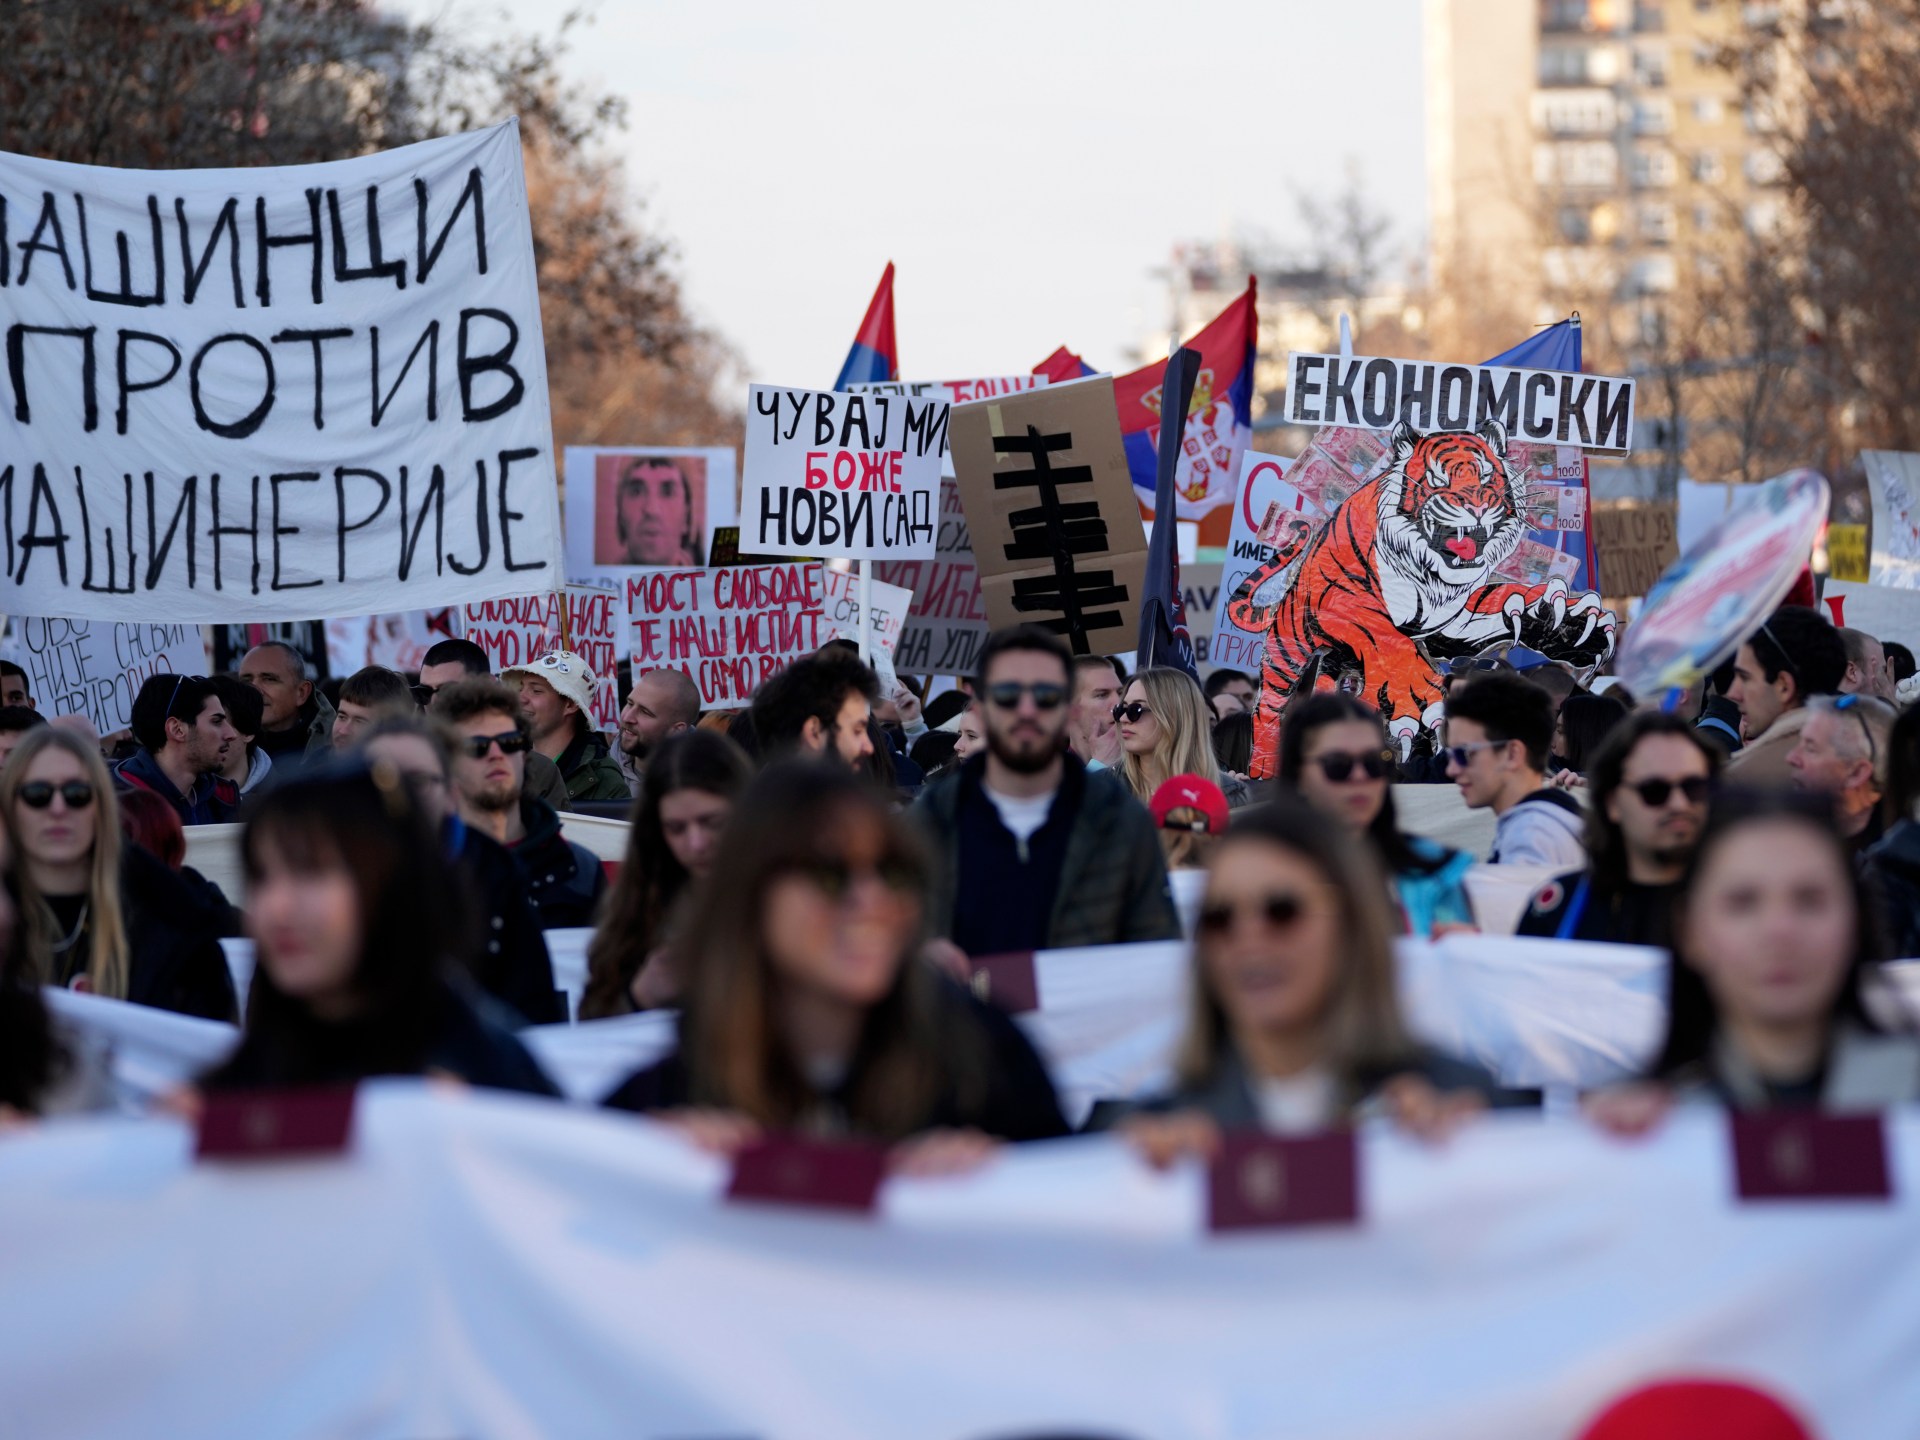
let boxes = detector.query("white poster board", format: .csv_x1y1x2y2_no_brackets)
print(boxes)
1864,450,1920,589
7,618,206,733
626,562,824,707
1209,450,1322,676
464,588,621,730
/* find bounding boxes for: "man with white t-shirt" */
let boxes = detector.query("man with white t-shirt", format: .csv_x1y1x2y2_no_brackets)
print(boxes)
914,625,1181,956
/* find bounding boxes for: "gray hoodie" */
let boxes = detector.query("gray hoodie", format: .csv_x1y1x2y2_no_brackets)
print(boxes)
1489,787,1588,869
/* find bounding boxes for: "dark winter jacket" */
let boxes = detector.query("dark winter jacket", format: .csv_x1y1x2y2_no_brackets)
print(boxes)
251,692,338,778
508,795,608,931
112,747,237,827
913,753,1181,955
1863,819,1920,960
556,729,632,803
449,816,563,1025
1514,870,1682,950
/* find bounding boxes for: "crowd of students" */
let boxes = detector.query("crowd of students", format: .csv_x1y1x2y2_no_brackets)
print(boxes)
3,598,1919,1170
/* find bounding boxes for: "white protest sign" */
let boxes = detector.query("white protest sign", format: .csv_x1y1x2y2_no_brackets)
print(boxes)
9,618,205,733
1286,352,1637,453
848,374,1045,477
366,609,457,672
1864,450,1920,588
627,562,824,707
0,122,561,622
742,385,947,560
464,588,621,729
1210,450,1322,676
819,565,911,658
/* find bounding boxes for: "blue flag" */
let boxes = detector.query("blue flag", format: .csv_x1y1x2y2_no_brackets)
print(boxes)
1137,347,1202,683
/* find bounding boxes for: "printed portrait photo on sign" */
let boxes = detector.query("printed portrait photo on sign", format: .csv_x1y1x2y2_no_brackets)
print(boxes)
595,451,708,566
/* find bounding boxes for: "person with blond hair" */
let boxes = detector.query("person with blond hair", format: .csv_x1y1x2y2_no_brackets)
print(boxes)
1114,667,1252,808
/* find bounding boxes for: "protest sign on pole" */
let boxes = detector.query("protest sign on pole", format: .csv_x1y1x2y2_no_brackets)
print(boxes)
0,122,562,622
1589,502,1679,600
626,562,823,707
873,479,990,676
820,565,911,660
741,385,948,561
464,588,620,729
1285,352,1638,453
948,376,1148,655
5,618,205,735
1863,450,1920,588
561,446,737,586
1210,450,1323,676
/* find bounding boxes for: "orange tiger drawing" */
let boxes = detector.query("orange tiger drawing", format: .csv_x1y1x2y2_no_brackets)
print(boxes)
1227,421,1615,776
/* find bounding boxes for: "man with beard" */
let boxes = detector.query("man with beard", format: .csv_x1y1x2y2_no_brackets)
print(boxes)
114,673,240,825
914,625,1180,955
1517,711,1720,948
617,666,701,789
433,677,608,931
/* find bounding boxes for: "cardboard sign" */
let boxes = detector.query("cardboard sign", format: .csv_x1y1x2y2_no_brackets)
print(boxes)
742,385,948,561
1208,1132,1361,1232
626,563,823,707
562,446,737,585
1825,523,1868,584
1286,353,1637,453
196,1087,356,1161
464,588,621,729
949,376,1147,655
726,1136,886,1214
819,566,911,660
1591,502,1679,599
1864,450,1920,588
7,618,205,734
0,123,562,622
1731,1113,1891,1202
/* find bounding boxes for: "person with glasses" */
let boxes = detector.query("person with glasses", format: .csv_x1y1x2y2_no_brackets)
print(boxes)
361,715,560,1026
1444,672,1587,869
914,626,1181,957
5,727,237,1021
1278,693,1475,937
1725,605,1848,787
1114,668,1252,809
604,763,1067,1155
112,673,239,826
1092,798,1496,1148
1787,693,1895,852
1518,712,1720,948
413,639,575,813
431,677,608,931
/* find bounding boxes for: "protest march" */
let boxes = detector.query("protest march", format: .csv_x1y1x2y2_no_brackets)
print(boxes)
10,7,1920,1437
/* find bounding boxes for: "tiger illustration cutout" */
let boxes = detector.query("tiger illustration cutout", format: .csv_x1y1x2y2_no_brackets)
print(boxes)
1227,420,1615,776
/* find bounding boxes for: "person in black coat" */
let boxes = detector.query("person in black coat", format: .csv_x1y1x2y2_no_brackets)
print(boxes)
4,726,236,1023
603,763,1068,1155
200,764,555,1098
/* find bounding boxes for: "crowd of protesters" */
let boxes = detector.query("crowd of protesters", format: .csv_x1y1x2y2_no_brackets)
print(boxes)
4,598,1920,1171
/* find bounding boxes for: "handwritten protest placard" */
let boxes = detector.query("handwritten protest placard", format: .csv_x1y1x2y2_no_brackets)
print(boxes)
819,566,912,659
7,619,205,734
464,588,620,728
1590,502,1679,600
627,563,824,707
742,386,947,561
1211,451,1321,676
874,477,990,676
0,122,560,622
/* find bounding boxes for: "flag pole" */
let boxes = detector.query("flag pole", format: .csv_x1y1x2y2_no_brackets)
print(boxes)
857,559,873,666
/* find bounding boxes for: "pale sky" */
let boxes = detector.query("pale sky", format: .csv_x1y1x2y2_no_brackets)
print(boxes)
395,0,1427,389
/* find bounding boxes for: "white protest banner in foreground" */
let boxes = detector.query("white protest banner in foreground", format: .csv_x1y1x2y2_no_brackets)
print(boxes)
6,617,204,734
819,564,911,658
741,385,947,560
3,1084,1917,1440
1286,352,1637,452
0,122,560,622
464,588,620,728
627,562,823,707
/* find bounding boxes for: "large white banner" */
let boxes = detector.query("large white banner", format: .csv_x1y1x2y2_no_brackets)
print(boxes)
1864,450,1920,589
2,1084,1917,1438
0,122,561,622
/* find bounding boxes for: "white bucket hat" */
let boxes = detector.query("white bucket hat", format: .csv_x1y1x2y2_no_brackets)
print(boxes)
502,649,596,715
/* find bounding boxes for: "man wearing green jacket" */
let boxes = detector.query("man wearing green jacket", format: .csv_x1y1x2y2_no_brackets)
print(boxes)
504,650,631,804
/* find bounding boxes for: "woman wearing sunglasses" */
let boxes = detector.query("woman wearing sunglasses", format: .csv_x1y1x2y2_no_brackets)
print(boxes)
1589,790,1920,1132
604,763,1067,1161
1277,694,1475,937
1094,797,1492,1153
201,765,556,1097
2,727,237,1021
1115,668,1252,810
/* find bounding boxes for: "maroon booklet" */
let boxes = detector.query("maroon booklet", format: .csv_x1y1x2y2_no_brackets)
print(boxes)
963,951,1040,1014
1208,1131,1361,1232
1730,1112,1892,1201
195,1087,357,1161
726,1136,887,1214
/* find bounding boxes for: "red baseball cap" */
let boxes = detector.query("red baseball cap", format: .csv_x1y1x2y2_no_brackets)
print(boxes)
1149,774,1229,835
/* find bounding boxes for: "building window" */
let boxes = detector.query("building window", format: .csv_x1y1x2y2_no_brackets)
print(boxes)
1631,146,1678,187
1540,44,1590,83
1693,201,1718,232
1537,140,1621,188
1634,45,1670,86
1632,97,1675,134
1745,148,1785,184
1534,89,1618,133
1639,202,1677,243
1693,150,1725,183
1692,94,1725,124
1635,3,1666,32
1559,205,1594,243
1630,255,1679,293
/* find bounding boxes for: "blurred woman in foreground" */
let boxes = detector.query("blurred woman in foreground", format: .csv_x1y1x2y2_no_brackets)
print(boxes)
604,763,1067,1163
1095,798,1494,1156
200,765,554,1096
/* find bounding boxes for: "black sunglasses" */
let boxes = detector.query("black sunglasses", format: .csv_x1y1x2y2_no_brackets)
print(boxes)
1627,775,1711,807
986,682,1066,711
18,780,96,810
785,856,919,900
1111,700,1152,724
1311,748,1394,783
460,730,531,759
410,684,436,708
1197,890,1322,936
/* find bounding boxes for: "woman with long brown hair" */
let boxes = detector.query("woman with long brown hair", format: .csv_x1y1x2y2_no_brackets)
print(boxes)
4,727,234,1021
603,762,1067,1153
580,729,752,1018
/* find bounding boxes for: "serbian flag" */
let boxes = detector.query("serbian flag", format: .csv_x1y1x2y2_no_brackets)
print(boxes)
832,262,898,390
1485,318,1598,592
1034,345,1097,383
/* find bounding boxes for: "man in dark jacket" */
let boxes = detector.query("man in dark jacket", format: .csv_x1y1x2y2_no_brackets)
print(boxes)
1517,711,1719,948
913,626,1180,955
239,641,335,777
113,674,240,826
363,717,563,1025
432,677,608,932
415,638,574,811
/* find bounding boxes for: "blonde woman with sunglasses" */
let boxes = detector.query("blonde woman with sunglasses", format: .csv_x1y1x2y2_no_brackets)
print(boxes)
4,727,237,1021
1114,667,1252,809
